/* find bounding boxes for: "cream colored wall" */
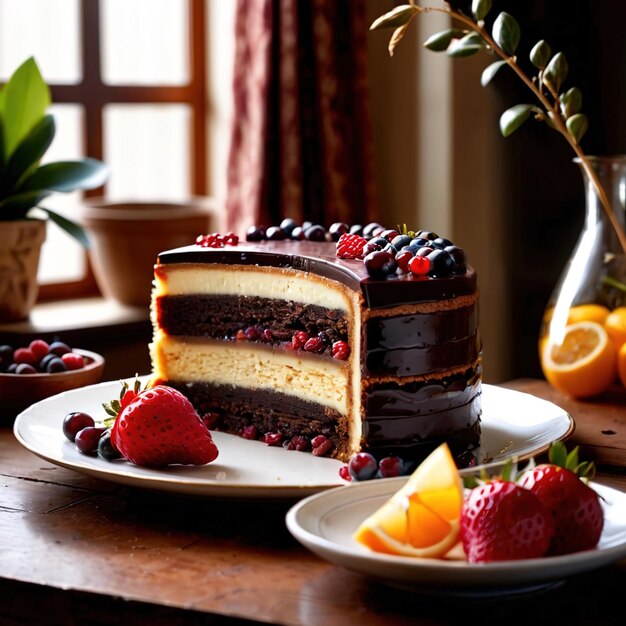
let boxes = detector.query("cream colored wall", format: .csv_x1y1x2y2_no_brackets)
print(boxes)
366,1,512,382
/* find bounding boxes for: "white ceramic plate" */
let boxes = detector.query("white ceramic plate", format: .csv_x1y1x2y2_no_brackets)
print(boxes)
13,380,573,499
286,478,626,592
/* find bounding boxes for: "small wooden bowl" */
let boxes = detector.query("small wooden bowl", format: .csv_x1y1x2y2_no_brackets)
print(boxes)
0,349,105,424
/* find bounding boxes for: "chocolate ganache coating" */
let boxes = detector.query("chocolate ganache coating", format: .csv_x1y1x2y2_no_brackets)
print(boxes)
156,240,477,309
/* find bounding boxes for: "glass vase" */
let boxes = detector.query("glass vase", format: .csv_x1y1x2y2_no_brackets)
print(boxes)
539,155,626,397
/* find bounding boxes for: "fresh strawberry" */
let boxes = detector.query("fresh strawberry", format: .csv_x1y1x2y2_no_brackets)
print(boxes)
110,385,219,467
460,480,554,563
519,464,603,555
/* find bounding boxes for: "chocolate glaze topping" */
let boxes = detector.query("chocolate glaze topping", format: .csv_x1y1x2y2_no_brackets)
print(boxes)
157,241,477,309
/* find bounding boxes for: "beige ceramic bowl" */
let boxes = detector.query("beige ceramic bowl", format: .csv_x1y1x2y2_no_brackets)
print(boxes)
0,349,105,424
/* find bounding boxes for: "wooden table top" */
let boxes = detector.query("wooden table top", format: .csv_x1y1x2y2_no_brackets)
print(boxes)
2,379,626,626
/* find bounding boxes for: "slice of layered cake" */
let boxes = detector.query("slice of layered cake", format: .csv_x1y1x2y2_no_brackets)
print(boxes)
151,224,482,466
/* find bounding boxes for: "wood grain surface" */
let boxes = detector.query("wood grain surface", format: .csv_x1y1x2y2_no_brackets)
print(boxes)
2,380,626,626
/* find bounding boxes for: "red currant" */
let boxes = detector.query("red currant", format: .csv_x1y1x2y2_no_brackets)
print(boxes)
409,255,430,276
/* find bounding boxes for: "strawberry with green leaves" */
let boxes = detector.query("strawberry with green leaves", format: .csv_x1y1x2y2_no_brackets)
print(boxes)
109,384,219,468
519,442,603,555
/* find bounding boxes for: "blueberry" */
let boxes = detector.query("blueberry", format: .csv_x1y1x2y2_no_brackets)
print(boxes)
302,220,313,231
445,245,467,273
16,363,37,375
46,357,67,373
348,452,378,481
427,249,455,277
279,218,298,236
75,426,107,454
382,242,398,255
304,224,326,241
411,237,430,247
97,430,122,461
0,344,14,371
49,341,71,356
246,225,267,241
38,353,57,372
415,246,434,257
378,455,404,478
416,230,438,241
362,222,383,238
431,237,453,250
6,363,18,373
63,411,96,442
368,236,389,249
362,241,383,256
391,235,412,249
265,225,286,241
328,222,349,241
349,224,364,236
290,226,305,240
380,229,399,242
371,226,386,238
364,250,398,278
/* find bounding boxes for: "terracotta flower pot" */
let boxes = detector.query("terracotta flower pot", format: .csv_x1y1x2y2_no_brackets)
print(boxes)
77,199,218,307
0,219,46,322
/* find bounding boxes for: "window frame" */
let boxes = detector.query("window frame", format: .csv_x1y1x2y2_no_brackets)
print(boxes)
38,0,208,301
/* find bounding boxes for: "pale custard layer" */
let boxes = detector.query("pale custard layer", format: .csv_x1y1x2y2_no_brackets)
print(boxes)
154,264,352,311
152,333,350,415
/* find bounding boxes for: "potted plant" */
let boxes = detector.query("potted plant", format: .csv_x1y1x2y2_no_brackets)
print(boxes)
0,57,108,322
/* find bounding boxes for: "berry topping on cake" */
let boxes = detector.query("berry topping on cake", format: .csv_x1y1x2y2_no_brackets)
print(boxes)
110,385,219,467
364,250,397,278
196,232,240,248
336,233,367,259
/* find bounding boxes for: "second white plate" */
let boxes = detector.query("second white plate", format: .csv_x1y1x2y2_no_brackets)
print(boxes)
13,382,573,499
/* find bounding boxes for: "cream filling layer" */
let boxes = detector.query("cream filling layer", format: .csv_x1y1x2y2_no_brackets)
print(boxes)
151,333,351,415
154,263,352,311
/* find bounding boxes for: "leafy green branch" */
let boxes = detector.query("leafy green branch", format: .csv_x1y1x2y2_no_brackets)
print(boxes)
371,0,626,254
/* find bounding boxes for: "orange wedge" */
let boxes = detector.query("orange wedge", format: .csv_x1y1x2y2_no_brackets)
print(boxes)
353,443,463,558
541,321,617,398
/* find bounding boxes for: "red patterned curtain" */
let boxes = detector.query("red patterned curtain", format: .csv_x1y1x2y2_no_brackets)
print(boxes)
226,0,379,232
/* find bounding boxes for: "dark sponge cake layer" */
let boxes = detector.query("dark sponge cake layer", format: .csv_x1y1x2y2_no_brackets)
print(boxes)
163,380,351,460
362,367,482,466
157,294,349,343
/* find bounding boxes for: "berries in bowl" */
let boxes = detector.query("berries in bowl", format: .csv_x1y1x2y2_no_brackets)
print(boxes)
0,339,105,423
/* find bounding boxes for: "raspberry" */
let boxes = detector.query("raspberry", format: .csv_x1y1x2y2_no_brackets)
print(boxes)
291,331,309,349
262,432,283,446
331,341,350,360
336,233,367,259
304,337,325,353
61,352,85,370
13,347,37,365
29,339,50,360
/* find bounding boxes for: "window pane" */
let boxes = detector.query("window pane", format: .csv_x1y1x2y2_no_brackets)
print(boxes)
104,104,191,199
101,0,189,85
0,0,81,84
38,105,86,285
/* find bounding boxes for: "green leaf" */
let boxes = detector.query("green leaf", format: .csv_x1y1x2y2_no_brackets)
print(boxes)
423,28,466,52
0,118,5,173
481,59,508,87
370,4,419,31
543,52,568,92
1,115,55,195
548,440,568,467
565,446,580,471
492,12,521,56
499,103,534,137
561,87,582,118
20,158,109,193
472,0,492,22
0,189,51,219
40,206,90,247
566,113,588,144
0,57,51,161
447,32,485,58
530,40,551,70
